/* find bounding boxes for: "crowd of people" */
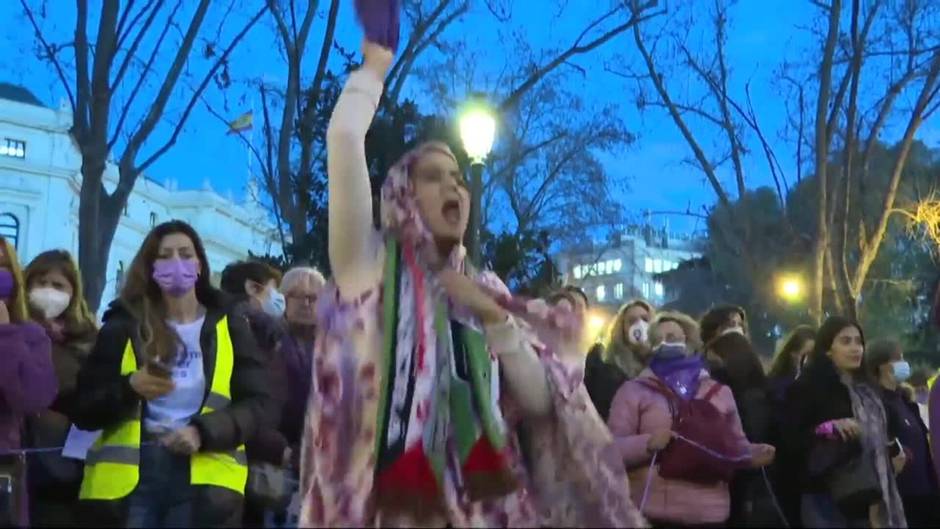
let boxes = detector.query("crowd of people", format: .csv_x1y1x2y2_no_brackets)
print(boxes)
1,28,939,529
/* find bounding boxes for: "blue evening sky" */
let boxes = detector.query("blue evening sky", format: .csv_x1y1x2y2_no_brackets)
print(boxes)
4,1,938,237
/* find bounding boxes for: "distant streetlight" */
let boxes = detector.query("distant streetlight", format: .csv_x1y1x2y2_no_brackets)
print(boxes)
777,274,805,303
587,310,609,344
459,94,496,265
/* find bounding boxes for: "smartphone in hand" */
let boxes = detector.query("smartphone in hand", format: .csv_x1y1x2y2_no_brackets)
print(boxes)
888,438,903,458
147,359,173,379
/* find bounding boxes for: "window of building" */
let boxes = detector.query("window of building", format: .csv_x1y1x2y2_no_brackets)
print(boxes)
653,259,663,273
606,260,614,274
644,257,654,273
613,258,622,272
614,282,624,300
573,265,583,279
0,213,20,250
654,281,664,298
642,282,650,299
596,285,606,302
149,212,158,227
0,138,26,159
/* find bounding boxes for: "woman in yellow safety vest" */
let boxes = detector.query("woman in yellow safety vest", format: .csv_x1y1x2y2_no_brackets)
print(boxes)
69,220,273,528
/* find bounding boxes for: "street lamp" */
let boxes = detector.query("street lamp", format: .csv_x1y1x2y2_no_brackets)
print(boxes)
587,311,609,343
776,274,805,303
459,94,496,265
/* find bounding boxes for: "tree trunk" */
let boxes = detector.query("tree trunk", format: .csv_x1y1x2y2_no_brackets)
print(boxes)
811,0,842,325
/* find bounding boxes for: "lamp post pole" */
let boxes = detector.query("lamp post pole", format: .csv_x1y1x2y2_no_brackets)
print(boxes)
468,159,484,265
459,94,496,266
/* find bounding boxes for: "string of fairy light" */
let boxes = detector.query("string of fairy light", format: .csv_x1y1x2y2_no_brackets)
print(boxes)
910,198,940,248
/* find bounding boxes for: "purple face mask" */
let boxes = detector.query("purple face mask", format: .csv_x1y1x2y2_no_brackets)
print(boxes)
0,269,14,299
152,258,199,297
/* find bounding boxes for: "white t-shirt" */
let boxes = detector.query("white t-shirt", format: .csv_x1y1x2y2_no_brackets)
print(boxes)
144,316,207,433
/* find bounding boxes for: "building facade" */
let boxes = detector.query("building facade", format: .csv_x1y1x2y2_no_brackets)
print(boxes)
556,225,704,309
0,84,281,314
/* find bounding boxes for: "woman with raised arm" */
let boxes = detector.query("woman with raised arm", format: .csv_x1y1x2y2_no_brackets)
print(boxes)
297,33,644,528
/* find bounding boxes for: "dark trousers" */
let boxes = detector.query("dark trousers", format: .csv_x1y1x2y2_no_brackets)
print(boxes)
125,443,194,528
902,494,940,528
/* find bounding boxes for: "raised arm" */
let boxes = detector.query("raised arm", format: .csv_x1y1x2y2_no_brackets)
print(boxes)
327,42,394,299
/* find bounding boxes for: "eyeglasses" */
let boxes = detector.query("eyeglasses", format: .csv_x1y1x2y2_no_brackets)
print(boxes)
287,294,317,305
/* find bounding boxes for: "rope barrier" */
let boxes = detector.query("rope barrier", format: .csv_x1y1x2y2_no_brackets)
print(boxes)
638,434,790,528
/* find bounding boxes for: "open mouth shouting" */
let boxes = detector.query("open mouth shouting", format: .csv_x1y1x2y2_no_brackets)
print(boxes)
442,198,462,226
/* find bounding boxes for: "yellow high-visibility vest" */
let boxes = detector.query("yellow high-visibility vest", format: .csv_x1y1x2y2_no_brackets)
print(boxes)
79,316,248,500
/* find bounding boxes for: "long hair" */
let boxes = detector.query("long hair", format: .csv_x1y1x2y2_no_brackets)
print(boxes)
768,325,816,379
24,249,98,337
0,236,29,323
710,331,767,392
121,220,217,363
805,316,867,382
602,298,655,376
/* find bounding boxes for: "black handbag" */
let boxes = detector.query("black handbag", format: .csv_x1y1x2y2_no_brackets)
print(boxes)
807,437,881,518
826,452,881,519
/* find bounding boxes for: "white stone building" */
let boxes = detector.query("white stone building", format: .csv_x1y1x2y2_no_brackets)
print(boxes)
556,225,704,309
0,83,281,313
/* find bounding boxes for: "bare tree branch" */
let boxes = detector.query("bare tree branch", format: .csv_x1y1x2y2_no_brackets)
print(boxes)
499,0,664,113
20,0,77,111
108,0,182,152
135,4,268,174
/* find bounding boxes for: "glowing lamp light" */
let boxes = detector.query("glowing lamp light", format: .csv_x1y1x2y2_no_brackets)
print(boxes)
458,100,496,163
587,311,608,343
777,274,805,303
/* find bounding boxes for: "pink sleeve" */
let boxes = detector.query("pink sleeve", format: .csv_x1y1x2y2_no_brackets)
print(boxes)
607,382,653,467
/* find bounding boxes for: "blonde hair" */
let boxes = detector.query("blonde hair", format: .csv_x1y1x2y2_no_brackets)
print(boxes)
649,311,702,352
602,299,656,377
280,267,326,294
0,236,29,323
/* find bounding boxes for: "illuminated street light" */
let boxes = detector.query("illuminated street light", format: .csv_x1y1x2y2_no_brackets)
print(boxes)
459,95,496,265
777,274,805,303
587,310,609,343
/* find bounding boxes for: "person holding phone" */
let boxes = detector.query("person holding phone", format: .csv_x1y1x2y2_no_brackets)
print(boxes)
866,339,939,527
783,317,906,527
69,221,272,528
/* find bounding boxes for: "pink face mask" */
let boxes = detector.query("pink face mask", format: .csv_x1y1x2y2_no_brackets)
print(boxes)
152,258,198,297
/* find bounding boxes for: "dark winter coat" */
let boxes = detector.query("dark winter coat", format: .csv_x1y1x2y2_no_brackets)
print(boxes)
69,299,273,526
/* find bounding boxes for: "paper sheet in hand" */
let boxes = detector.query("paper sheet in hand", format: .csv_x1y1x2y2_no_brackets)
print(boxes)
62,426,102,460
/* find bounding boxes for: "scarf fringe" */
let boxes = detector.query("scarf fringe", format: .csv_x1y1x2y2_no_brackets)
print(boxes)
374,444,447,521
463,437,519,501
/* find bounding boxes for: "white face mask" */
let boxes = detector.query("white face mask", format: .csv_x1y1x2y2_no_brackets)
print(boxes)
29,287,71,320
262,288,286,318
721,325,745,337
627,320,649,345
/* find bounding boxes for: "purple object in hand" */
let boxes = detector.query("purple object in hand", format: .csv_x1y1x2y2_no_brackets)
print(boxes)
354,0,401,52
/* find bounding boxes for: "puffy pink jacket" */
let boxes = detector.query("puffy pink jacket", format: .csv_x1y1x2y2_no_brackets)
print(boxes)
607,368,754,525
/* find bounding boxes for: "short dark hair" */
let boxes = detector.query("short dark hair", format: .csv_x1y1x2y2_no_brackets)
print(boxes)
864,338,901,381
700,304,747,346
220,260,282,301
